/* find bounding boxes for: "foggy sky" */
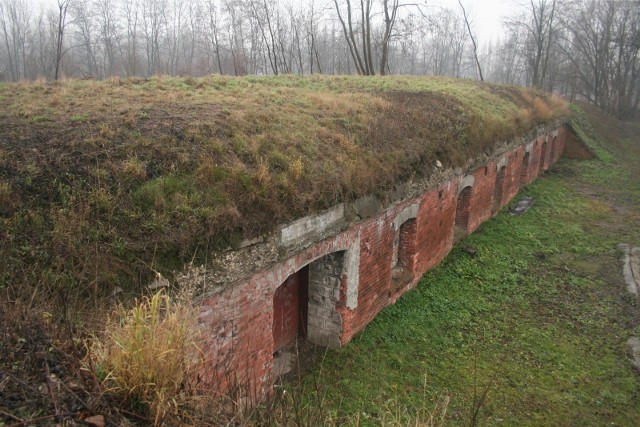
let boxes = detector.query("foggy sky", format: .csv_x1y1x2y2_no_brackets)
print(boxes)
30,0,515,43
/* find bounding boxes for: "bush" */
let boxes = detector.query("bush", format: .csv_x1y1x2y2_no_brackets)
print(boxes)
88,288,202,425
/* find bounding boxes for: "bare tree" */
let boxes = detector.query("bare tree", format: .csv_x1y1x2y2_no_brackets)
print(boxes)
333,0,368,75
421,9,469,78
0,0,31,81
95,0,119,77
285,3,305,74
121,0,139,76
457,0,483,81
166,0,184,75
559,0,640,118
513,0,557,88
141,0,166,76
181,0,199,75
379,0,400,75
34,8,54,78
489,27,527,85
72,1,99,78
304,0,323,74
204,0,224,74
53,0,72,80
224,0,247,76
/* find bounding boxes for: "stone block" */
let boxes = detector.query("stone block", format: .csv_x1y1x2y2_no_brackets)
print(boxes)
280,204,345,246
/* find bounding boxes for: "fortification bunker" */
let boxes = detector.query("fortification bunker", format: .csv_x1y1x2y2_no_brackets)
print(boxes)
196,123,590,401
0,76,592,405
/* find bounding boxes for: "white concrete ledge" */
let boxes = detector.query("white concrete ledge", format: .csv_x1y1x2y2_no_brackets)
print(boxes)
458,175,475,194
280,204,345,246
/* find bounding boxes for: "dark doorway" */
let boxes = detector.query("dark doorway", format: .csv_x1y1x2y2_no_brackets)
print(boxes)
521,152,530,186
540,140,548,173
272,250,345,355
391,218,417,290
272,253,345,377
272,265,309,352
493,166,507,214
454,186,473,242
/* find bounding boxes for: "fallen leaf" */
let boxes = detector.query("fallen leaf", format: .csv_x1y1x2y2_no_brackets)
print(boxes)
85,415,105,427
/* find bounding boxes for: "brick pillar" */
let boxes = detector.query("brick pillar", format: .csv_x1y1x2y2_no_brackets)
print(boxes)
307,251,344,348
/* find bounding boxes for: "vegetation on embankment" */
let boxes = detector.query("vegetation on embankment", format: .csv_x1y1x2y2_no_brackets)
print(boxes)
0,75,567,300
285,103,640,426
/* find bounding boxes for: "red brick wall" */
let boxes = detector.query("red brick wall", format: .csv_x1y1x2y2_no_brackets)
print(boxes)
494,165,507,213
273,270,303,351
455,185,472,231
197,125,572,401
540,139,550,173
397,219,417,272
415,184,457,279
529,136,544,179
346,215,394,337
466,164,496,233
501,147,526,210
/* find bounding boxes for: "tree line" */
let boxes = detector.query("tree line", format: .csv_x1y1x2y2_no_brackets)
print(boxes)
1,0,638,118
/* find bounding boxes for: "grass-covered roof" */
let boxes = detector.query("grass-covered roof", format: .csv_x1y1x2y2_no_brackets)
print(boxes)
0,75,568,296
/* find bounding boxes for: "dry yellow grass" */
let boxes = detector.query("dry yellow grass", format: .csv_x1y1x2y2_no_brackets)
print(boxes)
89,289,203,425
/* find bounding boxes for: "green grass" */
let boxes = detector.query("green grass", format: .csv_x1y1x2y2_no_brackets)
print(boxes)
1,79,637,425
569,104,615,162
295,107,640,425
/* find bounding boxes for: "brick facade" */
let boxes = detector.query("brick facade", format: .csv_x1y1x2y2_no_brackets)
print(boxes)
197,125,573,402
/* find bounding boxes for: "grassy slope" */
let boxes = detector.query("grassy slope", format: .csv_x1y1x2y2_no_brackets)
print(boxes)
291,104,640,426
0,75,567,299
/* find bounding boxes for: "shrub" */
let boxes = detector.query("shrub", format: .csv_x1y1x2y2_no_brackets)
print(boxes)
88,288,203,425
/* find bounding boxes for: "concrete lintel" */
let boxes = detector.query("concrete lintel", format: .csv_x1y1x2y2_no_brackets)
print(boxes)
393,204,419,230
496,156,508,171
458,175,475,195
280,204,345,246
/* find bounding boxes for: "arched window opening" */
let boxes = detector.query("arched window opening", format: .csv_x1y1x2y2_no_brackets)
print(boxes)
454,185,472,242
391,218,417,288
273,251,345,360
273,265,309,354
493,166,507,214
540,140,548,173
521,151,530,186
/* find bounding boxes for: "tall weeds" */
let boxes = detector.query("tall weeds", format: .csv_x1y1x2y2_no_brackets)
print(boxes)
88,289,203,425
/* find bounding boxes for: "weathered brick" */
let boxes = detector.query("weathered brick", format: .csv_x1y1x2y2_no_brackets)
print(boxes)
197,124,573,402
